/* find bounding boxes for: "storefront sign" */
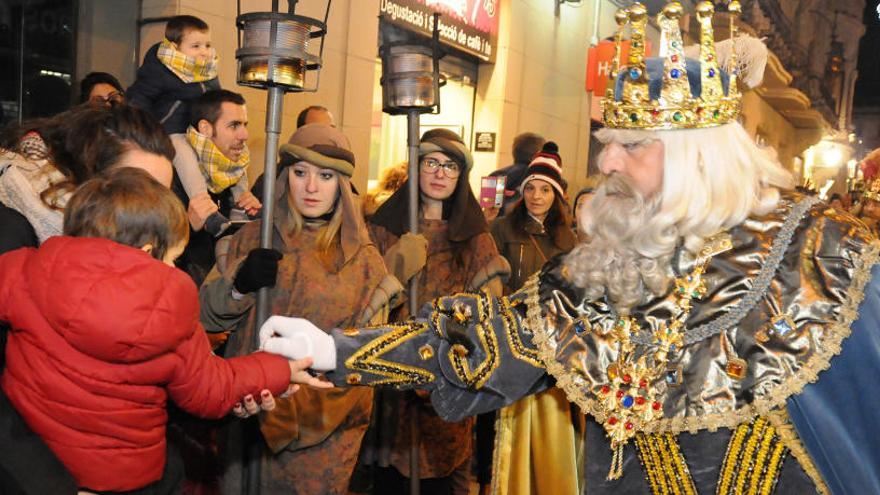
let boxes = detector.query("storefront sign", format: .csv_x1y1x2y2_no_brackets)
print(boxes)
380,0,499,62
474,131,496,152
585,40,651,95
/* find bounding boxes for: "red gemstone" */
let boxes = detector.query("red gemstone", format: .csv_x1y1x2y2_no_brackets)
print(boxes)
609,417,618,425
622,374,632,384
696,107,704,115
625,422,634,430
636,396,646,406
652,401,661,410
671,54,679,63
616,390,625,399
601,385,610,394
639,379,647,388
708,54,714,61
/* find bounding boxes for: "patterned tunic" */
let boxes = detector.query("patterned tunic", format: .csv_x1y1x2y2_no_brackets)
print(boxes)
201,220,395,494
368,219,507,479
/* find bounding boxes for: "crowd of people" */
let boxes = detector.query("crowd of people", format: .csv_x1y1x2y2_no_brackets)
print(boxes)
0,13,600,495
3,5,880,495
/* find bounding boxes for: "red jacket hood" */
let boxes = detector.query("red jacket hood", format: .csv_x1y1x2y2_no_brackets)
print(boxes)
23,236,199,363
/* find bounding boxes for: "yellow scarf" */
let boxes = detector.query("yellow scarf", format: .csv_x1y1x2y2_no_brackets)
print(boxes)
187,126,249,194
156,39,218,83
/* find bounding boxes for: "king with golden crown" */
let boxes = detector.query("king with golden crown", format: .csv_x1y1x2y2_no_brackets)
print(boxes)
256,2,880,493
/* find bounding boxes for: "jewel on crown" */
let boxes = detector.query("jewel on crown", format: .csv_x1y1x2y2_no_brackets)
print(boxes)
602,1,743,130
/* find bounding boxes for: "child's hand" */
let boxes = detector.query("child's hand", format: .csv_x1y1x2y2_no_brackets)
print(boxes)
207,331,230,350
288,357,333,389
188,192,219,231
236,191,262,217
483,205,501,222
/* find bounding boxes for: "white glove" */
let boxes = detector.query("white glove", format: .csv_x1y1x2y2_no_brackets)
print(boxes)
259,315,337,372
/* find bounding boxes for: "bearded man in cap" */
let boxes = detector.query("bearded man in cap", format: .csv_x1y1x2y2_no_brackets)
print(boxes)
261,2,880,493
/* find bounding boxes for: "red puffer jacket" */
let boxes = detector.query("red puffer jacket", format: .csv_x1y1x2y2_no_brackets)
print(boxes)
0,237,291,492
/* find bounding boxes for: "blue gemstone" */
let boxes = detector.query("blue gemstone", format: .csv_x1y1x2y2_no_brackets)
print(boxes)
708,69,716,78
629,68,641,80
574,321,586,335
622,395,635,408
669,344,677,353
773,318,794,336
670,68,681,79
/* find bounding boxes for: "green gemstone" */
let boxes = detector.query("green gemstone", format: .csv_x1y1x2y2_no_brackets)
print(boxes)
713,110,721,119
630,113,639,122
673,112,684,122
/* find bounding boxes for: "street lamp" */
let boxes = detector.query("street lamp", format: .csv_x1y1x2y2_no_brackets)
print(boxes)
378,15,444,495
234,2,330,495
236,0,329,91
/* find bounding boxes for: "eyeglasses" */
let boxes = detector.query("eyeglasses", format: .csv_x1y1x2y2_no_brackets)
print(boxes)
89,91,124,106
420,157,461,178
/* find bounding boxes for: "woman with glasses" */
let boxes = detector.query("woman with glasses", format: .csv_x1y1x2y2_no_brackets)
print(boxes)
364,130,510,494
79,72,126,108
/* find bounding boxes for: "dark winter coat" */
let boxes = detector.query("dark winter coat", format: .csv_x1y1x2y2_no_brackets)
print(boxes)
0,237,291,492
490,212,577,293
127,43,220,135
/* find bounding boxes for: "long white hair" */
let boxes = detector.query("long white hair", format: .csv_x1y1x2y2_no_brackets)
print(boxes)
565,121,793,313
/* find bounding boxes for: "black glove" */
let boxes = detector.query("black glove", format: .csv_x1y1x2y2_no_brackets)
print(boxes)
233,248,283,294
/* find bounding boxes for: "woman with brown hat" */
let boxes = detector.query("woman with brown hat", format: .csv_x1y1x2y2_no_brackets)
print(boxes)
365,129,510,494
200,124,402,494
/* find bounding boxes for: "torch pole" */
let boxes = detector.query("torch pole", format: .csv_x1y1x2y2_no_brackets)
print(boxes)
243,85,283,495
406,108,421,495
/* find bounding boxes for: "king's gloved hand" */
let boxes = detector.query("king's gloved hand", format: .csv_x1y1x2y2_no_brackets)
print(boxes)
259,315,337,372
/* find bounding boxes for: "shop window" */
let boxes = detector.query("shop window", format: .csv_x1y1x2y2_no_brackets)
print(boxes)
0,0,77,125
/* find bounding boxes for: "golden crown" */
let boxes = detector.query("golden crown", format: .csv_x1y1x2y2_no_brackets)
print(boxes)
603,1,742,130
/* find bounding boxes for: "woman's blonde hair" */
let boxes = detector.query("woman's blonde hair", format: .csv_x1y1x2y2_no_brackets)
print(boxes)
285,175,344,270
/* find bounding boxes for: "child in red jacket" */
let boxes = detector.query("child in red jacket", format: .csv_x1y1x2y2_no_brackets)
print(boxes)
0,168,323,493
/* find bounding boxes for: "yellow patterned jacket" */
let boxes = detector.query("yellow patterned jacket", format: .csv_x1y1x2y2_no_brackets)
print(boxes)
328,194,880,494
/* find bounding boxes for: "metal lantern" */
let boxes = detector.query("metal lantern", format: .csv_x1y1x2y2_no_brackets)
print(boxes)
378,15,445,495
235,0,329,92
380,14,445,114
233,3,331,495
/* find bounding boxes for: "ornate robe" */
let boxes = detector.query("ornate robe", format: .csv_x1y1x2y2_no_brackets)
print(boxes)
327,194,880,494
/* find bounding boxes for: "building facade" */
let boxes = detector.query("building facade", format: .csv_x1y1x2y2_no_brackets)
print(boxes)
3,0,868,196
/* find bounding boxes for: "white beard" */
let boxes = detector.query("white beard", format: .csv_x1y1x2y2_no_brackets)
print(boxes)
564,174,676,316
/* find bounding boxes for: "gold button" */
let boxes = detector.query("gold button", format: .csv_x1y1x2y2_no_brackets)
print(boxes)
343,328,359,337
419,344,434,361
346,373,362,385
725,358,747,380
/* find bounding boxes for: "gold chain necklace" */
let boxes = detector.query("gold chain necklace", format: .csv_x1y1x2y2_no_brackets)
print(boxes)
597,235,730,479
